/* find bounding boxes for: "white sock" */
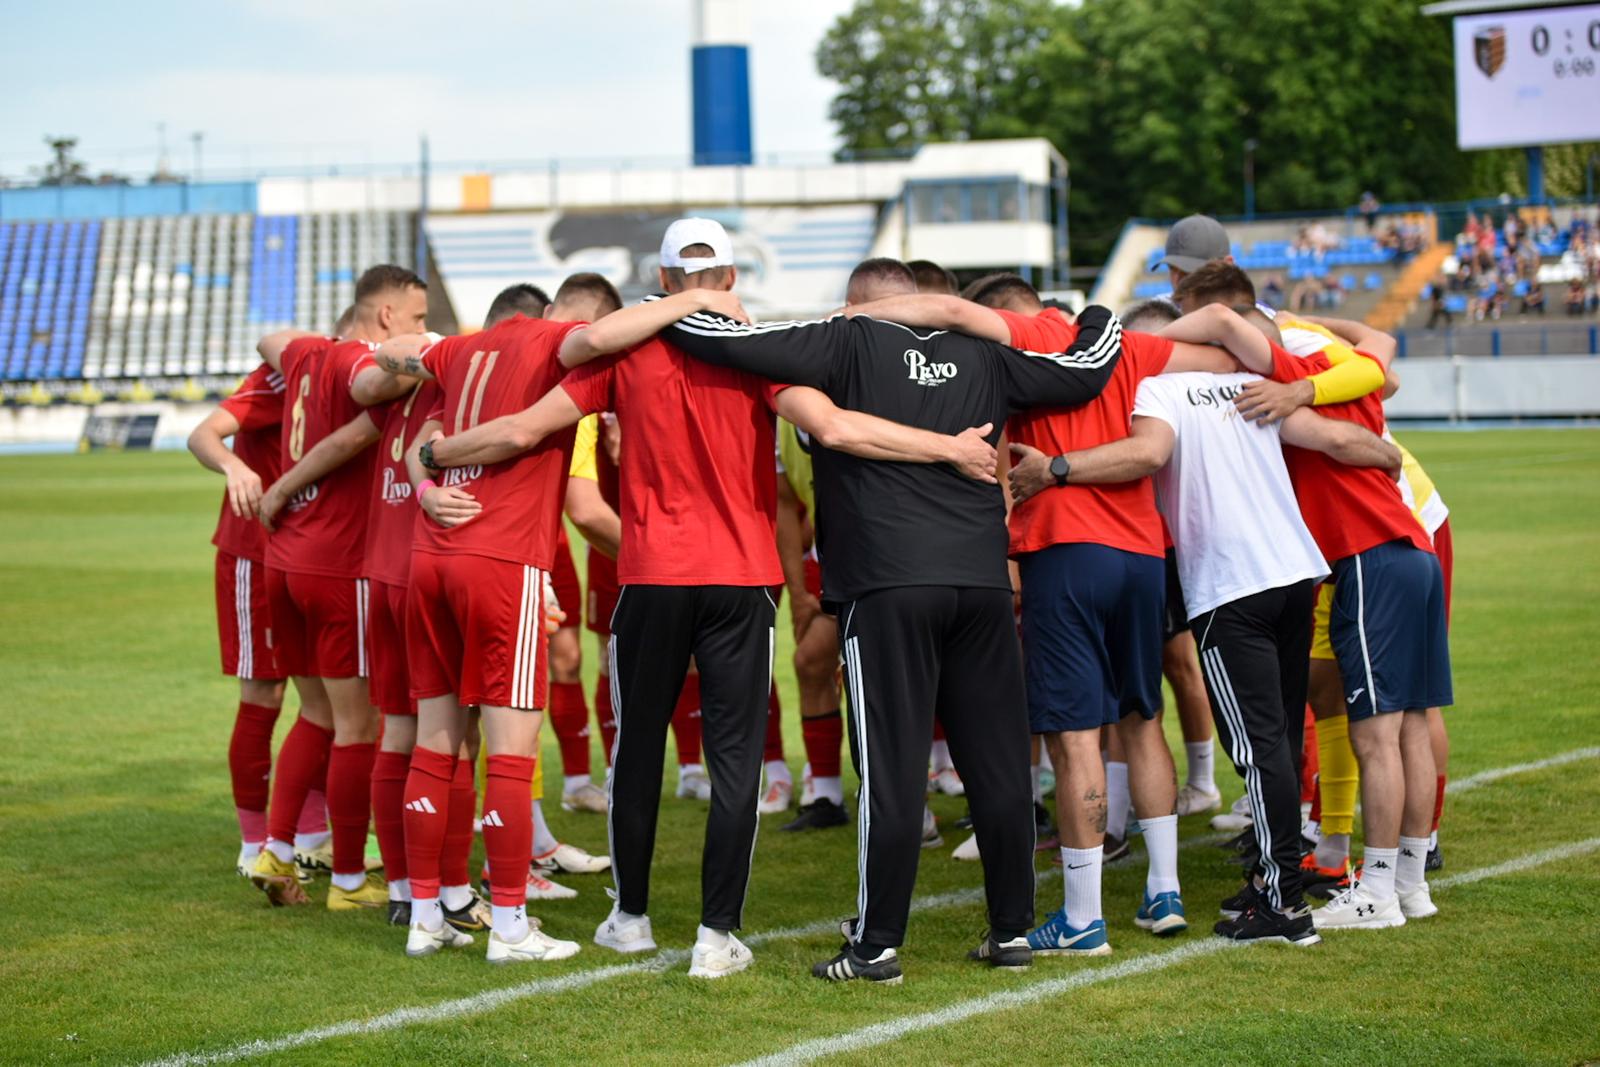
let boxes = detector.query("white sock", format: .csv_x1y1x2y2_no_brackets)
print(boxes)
1105,763,1130,840
813,776,844,805
331,871,365,891
1303,819,1321,844
412,896,443,931
1142,814,1180,895
238,841,263,862
1060,845,1103,924
681,762,705,779
1428,829,1439,851
1030,763,1043,804
1397,836,1430,893
293,830,330,852
765,759,792,786
440,883,473,911
531,799,560,856
1360,846,1399,899
564,773,591,793
930,739,953,772
388,877,411,902
695,924,731,949
492,903,529,941
265,838,295,864
1184,741,1216,793
1314,832,1351,869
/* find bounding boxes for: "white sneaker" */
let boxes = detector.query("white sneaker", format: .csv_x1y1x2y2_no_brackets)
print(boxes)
757,777,793,815
1175,783,1222,816
921,806,943,849
486,925,581,964
534,842,611,875
928,767,965,797
676,768,712,801
1211,793,1254,832
1398,882,1438,919
526,871,577,900
688,929,753,978
594,901,658,954
236,844,260,877
406,921,474,958
952,832,981,862
561,782,608,814
1313,882,1406,931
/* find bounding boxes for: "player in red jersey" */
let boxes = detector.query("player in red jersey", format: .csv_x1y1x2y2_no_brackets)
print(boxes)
187,365,330,876
243,265,428,909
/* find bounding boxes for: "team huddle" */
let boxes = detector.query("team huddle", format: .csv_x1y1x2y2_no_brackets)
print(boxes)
188,213,1454,983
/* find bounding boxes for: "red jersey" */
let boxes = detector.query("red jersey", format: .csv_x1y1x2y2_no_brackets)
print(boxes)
999,308,1175,558
1269,345,1431,561
415,316,580,569
213,365,286,561
560,337,781,587
266,337,380,578
363,379,442,587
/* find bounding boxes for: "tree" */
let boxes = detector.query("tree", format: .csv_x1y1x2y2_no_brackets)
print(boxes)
39,136,89,186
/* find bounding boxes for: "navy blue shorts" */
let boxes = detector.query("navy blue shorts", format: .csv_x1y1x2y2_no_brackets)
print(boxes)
1328,539,1453,721
1018,542,1165,733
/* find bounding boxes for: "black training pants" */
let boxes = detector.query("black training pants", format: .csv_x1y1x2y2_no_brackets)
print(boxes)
839,586,1034,949
1190,579,1315,910
608,584,775,930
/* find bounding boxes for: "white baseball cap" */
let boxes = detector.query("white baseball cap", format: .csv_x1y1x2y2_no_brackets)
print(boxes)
660,217,734,274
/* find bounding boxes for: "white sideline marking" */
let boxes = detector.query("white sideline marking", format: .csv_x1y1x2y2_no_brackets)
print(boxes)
734,835,1600,1067
1445,747,1600,795
142,746,1600,1067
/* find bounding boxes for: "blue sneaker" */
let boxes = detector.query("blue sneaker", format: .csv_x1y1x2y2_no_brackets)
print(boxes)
1134,890,1188,936
1025,908,1112,956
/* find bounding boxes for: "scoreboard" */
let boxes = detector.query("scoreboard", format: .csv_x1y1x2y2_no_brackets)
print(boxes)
1454,3,1600,148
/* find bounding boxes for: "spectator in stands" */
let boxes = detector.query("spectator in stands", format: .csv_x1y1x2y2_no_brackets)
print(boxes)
1261,275,1285,310
1425,281,1452,330
1451,256,1473,292
1569,278,1589,316
1520,280,1545,316
1463,210,1482,245
1359,191,1380,232
1318,274,1345,309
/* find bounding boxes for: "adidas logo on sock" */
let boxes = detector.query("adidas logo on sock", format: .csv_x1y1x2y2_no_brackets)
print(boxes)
483,810,505,828
405,797,438,814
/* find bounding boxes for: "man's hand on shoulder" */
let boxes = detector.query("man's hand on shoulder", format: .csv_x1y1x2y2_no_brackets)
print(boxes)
1234,378,1314,424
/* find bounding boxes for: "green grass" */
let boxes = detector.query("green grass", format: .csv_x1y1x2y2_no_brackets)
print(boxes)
1,429,1597,1066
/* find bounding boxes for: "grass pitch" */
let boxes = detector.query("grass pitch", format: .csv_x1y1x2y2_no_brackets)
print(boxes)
0,429,1597,1066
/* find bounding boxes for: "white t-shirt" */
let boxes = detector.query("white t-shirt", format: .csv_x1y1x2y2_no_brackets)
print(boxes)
1132,372,1330,619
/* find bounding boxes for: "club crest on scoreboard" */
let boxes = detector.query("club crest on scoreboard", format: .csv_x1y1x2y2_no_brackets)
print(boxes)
1474,25,1506,78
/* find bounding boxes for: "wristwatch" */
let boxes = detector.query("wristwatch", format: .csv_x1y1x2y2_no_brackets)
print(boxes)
1049,454,1071,487
418,440,442,473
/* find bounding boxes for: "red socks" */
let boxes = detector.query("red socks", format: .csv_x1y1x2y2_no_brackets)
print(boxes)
229,702,280,819
1432,774,1447,833
299,789,329,835
671,674,703,766
764,682,784,763
549,680,591,777
802,711,844,778
370,750,410,882
596,673,617,767
266,717,333,845
327,742,376,877
483,754,536,907
404,746,455,901
441,755,477,889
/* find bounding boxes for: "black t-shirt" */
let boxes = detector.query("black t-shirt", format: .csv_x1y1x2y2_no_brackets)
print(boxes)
660,302,1124,604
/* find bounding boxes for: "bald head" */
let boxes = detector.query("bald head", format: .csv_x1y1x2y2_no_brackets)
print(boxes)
845,257,916,305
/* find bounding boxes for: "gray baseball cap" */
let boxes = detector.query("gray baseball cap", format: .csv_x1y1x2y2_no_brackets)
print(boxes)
1159,214,1232,273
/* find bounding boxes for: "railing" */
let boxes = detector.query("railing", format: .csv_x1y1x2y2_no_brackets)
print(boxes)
1396,321,1600,358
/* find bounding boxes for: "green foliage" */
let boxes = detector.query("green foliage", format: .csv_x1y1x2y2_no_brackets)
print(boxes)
816,0,1596,260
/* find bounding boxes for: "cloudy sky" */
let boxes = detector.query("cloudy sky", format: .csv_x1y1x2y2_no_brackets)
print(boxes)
1,0,856,181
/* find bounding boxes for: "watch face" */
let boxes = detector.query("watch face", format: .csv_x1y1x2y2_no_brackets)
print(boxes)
1050,455,1069,477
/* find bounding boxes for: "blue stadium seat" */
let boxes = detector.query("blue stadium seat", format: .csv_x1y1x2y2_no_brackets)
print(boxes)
1444,295,1468,314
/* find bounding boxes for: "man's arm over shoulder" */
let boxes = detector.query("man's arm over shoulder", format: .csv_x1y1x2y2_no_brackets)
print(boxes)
663,309,847,391
994,304,1123,411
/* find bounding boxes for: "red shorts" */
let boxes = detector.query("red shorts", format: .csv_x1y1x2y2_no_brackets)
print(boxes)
215,551,282,680
803,555,822,599
266,567,369,679
367,579,414,716
408,552,550,710
551,526,581,629
1434,518,1454,625
586,549,620,637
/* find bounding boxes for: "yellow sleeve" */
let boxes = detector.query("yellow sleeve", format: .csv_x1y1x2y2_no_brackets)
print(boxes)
1307,343,1384,405
569,414,599,481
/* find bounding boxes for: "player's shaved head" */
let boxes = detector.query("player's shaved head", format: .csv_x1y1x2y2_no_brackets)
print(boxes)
1120,297,1181,333
1236,304,1283,345
1174,261,1256,313
352,264,428,341
907,259,959,295
963,272,1042,315
332,305,356,336
355,264,426,305
484,283,551,327
551,272,623,322
661,244,735,294
846,257,916,305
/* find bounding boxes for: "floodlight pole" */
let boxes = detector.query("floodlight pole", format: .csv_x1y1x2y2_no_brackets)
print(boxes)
1244,139,1259,220
416,135,429,286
